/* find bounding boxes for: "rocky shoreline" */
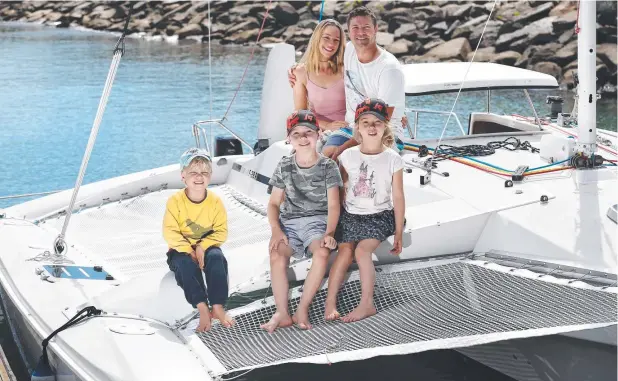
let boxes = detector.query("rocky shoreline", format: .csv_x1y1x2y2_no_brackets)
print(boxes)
1,1,616,95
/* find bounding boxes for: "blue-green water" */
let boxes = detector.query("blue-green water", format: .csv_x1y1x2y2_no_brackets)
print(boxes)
0,22,615,381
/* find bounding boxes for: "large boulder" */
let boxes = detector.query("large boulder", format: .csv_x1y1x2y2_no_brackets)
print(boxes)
272,2,298,26
376,32,395,47
176,23,202,39
423,37,471,61
386,39,422,57
492,51,522,66
513,2,554,24
597,43,618,72
532,62,562,79
466,46,496,63
495,16,556,53
226,18,259,36
469,20,503,48
597,1,617,26
552,11,577,34
515,43,562,68
551,40,578,67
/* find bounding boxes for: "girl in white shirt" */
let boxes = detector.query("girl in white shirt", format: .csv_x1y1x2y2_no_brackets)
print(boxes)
325,98,405,323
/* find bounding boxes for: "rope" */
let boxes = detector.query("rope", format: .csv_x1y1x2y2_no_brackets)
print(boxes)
404,141,573,178
429,0,498,169
0,190,62,200
318,0,325,21
36,306,102,371
432,137,539,162
221,0,273,121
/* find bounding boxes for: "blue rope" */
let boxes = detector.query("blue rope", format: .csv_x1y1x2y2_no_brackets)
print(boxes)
318,0,325,21
526,158,571,171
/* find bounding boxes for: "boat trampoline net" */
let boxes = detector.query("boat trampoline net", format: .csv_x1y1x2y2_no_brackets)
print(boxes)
197,259,617,375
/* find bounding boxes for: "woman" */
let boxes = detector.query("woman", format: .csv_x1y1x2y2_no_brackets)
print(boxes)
292,19,348,157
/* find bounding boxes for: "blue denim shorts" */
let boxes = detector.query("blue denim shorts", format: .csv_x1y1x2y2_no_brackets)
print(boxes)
279,215,327,258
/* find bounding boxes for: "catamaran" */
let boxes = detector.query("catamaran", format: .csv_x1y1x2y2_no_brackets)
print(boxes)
0,1,615,380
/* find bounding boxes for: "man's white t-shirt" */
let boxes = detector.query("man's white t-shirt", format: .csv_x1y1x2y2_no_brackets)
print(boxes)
339,146,404,215
343,41,406,139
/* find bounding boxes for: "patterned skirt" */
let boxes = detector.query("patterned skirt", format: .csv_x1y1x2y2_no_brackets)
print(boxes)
335,208,396,244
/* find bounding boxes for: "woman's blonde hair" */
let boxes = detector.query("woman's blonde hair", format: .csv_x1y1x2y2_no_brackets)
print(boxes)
353,120,396,149
299,19,345,75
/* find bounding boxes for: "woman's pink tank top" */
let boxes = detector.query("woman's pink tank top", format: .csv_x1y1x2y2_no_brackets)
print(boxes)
306,76,346,123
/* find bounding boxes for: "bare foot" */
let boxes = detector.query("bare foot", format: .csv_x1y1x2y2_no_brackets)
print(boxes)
196,304,212,332
341,303,376,323
324,304,340,321
260,311,293,333
292,308,312,330
211,305,235,328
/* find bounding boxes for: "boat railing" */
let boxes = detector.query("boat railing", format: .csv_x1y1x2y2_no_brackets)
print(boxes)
192,119,254,155
405,108,467,138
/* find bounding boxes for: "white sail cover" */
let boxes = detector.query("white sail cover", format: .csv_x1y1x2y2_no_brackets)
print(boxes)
403,62,559,95
196,258,616,376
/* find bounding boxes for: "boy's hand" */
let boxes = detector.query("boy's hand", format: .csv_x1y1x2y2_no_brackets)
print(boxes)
269,228,288,253
390,233,403,255
190,250,199,265
321,234,337,250
196,245,206,269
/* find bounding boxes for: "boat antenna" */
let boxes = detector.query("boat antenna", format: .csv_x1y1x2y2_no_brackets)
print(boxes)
423,0,498,184
51,5,133,261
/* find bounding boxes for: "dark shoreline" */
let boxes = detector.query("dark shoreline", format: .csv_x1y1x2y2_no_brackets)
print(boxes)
0,1,616,96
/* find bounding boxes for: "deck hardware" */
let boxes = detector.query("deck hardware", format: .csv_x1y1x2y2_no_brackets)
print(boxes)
512,165,529,182
504,180,513,187
540,195,549,203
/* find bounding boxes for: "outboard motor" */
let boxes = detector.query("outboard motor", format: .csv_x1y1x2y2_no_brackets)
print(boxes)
215,136,243,156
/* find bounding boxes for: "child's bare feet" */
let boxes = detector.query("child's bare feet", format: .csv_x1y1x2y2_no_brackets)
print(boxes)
211,304,235,328
292,308,312,330
260,311,293,333
342,303,376,323
324,304,340,321
196,303,212,332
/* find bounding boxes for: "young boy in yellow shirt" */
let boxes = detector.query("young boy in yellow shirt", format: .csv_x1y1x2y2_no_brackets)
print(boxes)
162,148,234,332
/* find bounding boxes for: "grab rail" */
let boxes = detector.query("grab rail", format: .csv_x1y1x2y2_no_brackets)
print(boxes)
192,119,254,155
405,108,467,138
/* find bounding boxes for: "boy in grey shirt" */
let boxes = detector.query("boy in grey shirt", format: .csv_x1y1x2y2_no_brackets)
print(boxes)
260,110,342,333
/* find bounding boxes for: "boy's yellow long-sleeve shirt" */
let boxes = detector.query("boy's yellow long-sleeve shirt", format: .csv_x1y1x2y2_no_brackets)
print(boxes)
162,189,228,254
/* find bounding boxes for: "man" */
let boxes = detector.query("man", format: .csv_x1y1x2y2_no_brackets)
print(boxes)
290,6,407,160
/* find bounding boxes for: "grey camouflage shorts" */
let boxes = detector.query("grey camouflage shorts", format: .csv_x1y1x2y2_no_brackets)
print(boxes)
279,215,327,258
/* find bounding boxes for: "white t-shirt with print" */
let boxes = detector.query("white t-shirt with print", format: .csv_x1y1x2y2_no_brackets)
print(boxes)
339,146,404,215
343,41,406,139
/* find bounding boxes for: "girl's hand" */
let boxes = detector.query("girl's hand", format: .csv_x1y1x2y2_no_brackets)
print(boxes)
390,233,403,255
321,234,337,250
329,146,342,161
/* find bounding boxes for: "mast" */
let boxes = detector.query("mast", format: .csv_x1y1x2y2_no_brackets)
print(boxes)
575,0,597,156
